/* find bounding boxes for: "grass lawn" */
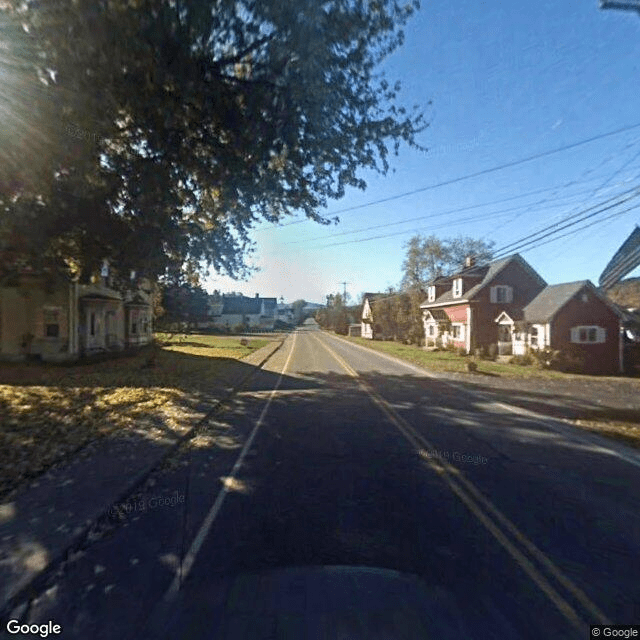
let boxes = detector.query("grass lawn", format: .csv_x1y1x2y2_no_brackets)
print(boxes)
343,336,570,378
0,334,272,497
154,332,270,359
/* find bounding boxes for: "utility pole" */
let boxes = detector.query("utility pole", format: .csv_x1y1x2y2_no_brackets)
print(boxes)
599,0,640,14
338,281,351,302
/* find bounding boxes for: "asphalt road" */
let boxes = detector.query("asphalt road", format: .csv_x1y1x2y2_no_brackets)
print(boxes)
8,322,640,639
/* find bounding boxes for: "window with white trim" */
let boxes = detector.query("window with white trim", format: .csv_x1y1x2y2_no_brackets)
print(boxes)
452,278,463,298
428,324,435,336
530,325,538,347
490,285,513,303
452,323,465,340
571,326,605,344
427,286,436,302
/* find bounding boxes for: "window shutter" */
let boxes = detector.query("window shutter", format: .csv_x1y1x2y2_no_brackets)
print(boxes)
489,287,497,303
506,287,513,303
570,327,579,343
597,327,606,343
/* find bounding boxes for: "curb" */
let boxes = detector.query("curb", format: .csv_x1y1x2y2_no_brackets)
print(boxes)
0,336,288,619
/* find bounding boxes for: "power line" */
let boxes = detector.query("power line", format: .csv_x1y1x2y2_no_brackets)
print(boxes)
361,202,640,306
490,187,640,260
256,121,640,232
501,202,640,258
305,201,570,251
491,136,640,239
283,177,640,254
537,140,640,264
284,177,623,246
488,185,640,256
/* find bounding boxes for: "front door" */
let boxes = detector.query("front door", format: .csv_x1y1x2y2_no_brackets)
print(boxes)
498,324,512,355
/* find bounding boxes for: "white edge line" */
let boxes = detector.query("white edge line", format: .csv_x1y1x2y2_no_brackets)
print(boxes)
162,331,298,600
324,331,640,470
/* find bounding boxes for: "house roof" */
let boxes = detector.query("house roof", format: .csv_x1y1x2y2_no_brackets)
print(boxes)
495,309,524,323
363,292,386,303
421,254,544,308
523,281,590,323
124,293,150,307
262,298,277,313
79,293,122,303
424,309,449,321
221,296,277,315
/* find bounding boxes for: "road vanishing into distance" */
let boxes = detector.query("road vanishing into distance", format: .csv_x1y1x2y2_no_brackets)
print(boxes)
11,321,640,639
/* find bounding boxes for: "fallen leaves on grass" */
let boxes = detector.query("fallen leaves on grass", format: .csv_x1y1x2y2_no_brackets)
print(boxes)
0,337,273,498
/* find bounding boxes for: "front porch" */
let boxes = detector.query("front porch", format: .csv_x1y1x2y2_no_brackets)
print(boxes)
79,293,125,355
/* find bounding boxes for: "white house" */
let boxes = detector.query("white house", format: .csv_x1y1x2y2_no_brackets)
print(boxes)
203,293,278,329
361,293,385,339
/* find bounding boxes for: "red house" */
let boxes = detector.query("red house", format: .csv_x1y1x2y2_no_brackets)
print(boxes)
516,280,623,375
420,255,624,374
420,254,547,354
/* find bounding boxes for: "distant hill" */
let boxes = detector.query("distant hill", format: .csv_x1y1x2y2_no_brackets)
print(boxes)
606,277,640,309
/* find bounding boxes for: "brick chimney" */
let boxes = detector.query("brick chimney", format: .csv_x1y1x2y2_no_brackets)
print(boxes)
465,255,475,268
255,293,259,298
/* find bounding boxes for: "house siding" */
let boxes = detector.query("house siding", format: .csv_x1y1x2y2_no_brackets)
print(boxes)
1,276,152,362
361,298,376,339
444,305,469,348
549,293,621,375
0,280,73,361
471,259,546,350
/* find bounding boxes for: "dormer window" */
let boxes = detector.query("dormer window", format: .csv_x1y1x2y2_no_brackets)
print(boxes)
427,286,436,302
452,278,463,298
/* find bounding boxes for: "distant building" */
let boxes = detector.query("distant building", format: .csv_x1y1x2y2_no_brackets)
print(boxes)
361,293,385,339
276,298,295,325
202,293,278,329
348,323,362,337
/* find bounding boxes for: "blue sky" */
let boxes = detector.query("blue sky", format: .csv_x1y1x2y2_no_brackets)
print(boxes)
205,0,640,304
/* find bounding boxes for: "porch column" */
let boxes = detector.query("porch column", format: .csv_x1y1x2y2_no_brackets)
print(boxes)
466,307,472,354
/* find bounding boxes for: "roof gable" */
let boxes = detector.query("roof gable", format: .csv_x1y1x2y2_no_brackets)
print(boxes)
523,281,590,323
424,309,449,321
420,254,545,307
363,292,386,302
494,310,522,323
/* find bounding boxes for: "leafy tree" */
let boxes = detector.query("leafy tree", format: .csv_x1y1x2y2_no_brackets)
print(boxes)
380,234,495,345
316,292,352,333
401,234,495,291
290,299,308,324
367,288,418,343
0,0,427,284
159,283,210,330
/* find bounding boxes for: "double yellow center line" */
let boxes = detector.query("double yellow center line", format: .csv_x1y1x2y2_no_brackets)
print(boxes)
312,333,611,634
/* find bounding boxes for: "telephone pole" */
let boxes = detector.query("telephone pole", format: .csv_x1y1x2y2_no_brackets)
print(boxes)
338,281,351,302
